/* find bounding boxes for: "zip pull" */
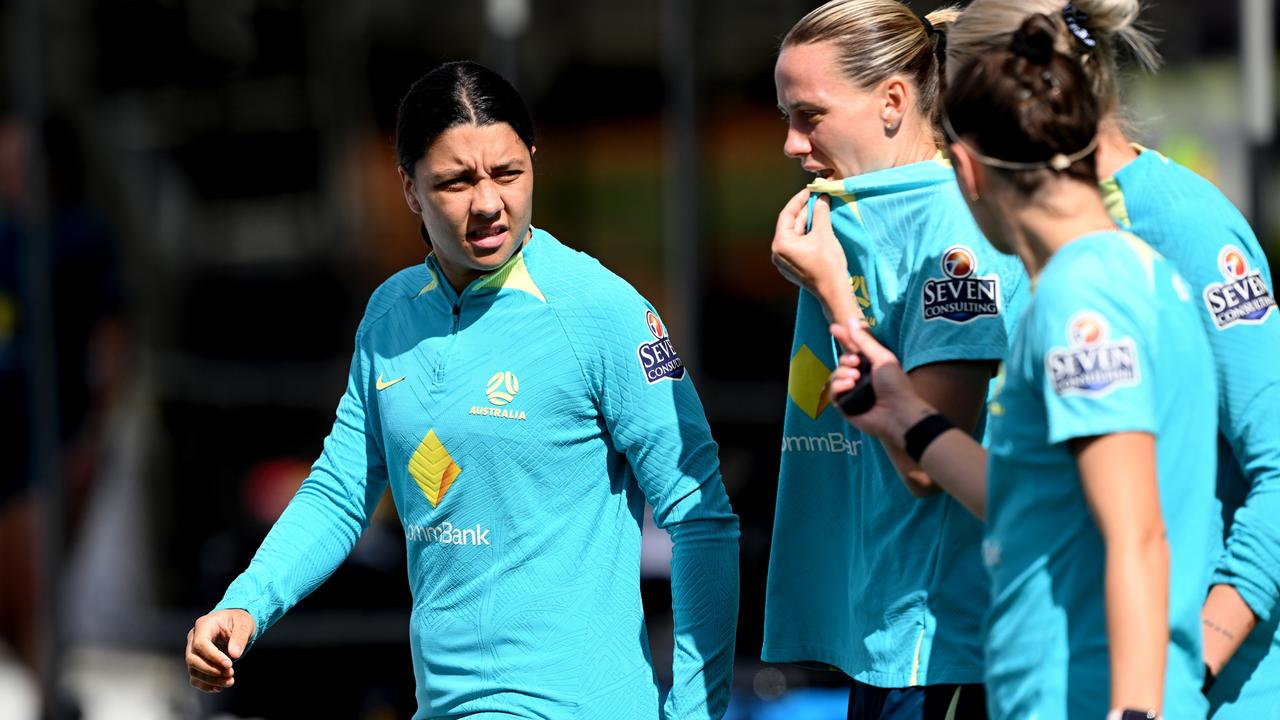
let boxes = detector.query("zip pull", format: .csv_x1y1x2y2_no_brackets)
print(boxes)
451,303,461,331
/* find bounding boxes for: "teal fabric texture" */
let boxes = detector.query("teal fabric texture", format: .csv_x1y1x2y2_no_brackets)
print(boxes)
215,229,740,720
984,232,1216,719
763,159,1028,687
1106,149,1280,718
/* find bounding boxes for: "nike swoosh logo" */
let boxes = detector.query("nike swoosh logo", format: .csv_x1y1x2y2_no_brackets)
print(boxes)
376,374,406,391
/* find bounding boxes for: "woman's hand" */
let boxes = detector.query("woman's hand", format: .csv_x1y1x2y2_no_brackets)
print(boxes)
185,609,255,692
771,189,861,325
831,319,991,519
829,319,934,449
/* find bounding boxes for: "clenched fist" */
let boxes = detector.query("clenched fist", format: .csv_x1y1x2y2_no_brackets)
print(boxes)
185,608,255,692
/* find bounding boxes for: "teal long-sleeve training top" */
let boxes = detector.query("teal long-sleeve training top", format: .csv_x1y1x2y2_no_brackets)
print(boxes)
215,228,740,720
1103,149,1280,715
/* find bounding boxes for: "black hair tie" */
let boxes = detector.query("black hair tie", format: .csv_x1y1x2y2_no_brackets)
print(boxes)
918,11,946,63
918,13,934,37
1062,3,1098,49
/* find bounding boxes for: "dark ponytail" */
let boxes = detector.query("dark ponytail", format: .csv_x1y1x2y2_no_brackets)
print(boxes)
942,14,1100,194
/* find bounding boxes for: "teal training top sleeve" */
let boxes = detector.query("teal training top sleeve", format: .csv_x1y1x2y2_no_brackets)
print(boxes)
213,290,392,644
1218,377,1280,620
1195,237,1280,621
899,237,1025,372
1035,238,1159,446
1112,151,1280,623
562,294,740,720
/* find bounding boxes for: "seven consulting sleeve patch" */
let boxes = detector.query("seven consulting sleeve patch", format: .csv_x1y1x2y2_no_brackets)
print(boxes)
1046,311,1140,397
1203,245,1277,330
922,245,1002,323
636,309,686,383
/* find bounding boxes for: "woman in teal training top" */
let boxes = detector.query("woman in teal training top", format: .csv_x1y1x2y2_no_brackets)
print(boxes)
948,2,1280,716
182,61,740,720
764,1,1028,717
823,15,1217,719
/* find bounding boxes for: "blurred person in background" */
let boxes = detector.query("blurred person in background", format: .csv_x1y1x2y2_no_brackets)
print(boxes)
947,1,1280,716
184,61,740,720
0,108,127,694
763,1,1028,717
825,14,1216,716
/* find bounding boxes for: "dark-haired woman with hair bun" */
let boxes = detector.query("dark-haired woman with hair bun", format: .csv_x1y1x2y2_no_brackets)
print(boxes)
950,4,1280,715
824,14,1217,718
182,61,741,720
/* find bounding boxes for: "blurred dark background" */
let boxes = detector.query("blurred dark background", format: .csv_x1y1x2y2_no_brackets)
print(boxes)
1,1,1275,718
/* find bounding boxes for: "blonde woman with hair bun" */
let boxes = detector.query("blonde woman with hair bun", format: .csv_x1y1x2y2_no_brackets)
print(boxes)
764,1,1030,717
949,3,1280,718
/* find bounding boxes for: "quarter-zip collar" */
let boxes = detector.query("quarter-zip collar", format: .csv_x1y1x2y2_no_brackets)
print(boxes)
807,154,953,203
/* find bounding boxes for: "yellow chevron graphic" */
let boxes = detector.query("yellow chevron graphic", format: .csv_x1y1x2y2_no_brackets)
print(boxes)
788,344,833,420
408,429,461,508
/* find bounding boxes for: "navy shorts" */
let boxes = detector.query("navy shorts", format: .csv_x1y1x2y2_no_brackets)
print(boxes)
848,680,987,720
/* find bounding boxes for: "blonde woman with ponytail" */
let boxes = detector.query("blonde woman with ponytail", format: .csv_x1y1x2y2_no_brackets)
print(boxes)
764,2,1029,717
949,3,1280,717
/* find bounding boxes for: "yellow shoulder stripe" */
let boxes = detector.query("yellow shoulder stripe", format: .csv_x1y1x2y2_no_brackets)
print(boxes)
415,266,440,297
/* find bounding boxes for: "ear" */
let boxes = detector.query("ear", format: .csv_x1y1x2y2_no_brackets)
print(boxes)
949,142,985,203
397,165,423,215
880,76,911,132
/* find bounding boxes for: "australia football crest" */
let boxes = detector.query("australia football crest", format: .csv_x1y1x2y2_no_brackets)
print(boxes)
468,371,527,421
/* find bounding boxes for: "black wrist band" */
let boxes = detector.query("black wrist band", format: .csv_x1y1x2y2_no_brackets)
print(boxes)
904,413,954,463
